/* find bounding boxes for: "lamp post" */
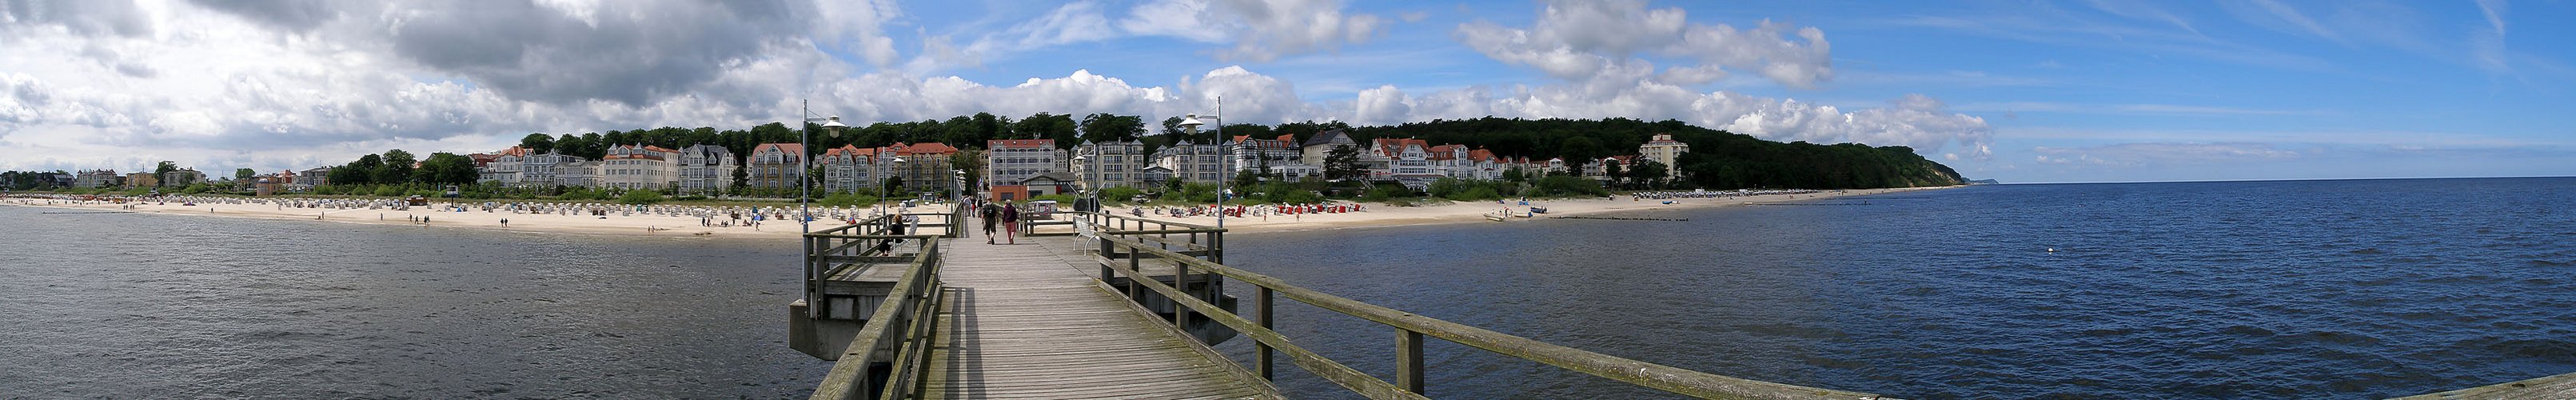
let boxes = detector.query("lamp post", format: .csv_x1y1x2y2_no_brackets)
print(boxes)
798,101,848,235
876,155,905,218
1177,95,1226,229
1072,154,1094,213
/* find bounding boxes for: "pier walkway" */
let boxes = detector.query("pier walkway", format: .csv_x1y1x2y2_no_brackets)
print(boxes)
919,235,1276,398
795,210,1892,399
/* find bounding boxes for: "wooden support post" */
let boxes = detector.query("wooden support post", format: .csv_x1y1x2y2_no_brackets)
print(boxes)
1174,262,1193,336
1257,286,1274,381
1398,329,1425,394
1127,247,1142,302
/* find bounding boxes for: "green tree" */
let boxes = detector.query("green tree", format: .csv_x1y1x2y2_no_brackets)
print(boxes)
1015,112,1079,149
333,154,383,186
1603,158,1625,189
519,133,556,154
618,189,665,205
1079,113,1144,145
730,163,749,195
1323,145,1366,181
1630,160,1669,189
415,152,480,185
1501,166,1527,182
233,168,256,180
377,150,417,185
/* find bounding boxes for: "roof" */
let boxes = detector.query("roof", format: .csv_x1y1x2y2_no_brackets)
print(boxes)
895,142,959,155
821,145,880,159
753,142,804,154
682,143,735,156
1300,130,1352,147
1372,138,1429,158
987,139,1054,149
1644,134,1686,146
1467,149,1496,162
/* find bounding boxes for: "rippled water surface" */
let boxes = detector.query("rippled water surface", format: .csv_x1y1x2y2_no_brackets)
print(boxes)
0,207,825,398
1214,178,2576,398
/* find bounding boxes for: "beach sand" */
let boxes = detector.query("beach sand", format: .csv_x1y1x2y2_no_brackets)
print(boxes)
6,186,1952,239
1160,186,1952,234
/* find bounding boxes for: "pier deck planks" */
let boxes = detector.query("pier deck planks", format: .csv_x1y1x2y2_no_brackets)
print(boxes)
919,234,1278,399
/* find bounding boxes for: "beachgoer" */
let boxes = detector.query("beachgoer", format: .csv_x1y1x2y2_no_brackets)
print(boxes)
1001,201,1019,245
980,201,1000,244
500,218,508,227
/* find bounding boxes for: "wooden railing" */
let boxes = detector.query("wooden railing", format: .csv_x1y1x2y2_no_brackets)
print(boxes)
804,202,961,400
1079,212,1890,399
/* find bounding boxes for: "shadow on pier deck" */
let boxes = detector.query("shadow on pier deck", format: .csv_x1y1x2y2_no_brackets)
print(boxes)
793,210,1892,399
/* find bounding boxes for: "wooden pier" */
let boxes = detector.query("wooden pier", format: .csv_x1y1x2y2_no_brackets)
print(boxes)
795,210,1892,399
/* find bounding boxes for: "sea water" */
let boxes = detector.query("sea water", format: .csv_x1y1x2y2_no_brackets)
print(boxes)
0,206,825,398
1215,177,2576,398
6,177,2571,398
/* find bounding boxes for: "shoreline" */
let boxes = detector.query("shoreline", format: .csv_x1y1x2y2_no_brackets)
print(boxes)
1203,186,1955,234
5,186,1957,239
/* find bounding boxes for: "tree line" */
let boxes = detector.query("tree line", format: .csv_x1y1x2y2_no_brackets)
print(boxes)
6,113,1964,198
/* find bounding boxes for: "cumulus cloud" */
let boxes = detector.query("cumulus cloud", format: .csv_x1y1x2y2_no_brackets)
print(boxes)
0,0,1989,176
1119,0,1385,62
1454,0,1832,88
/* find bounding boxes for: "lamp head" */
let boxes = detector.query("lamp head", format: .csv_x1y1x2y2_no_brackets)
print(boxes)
1178,114,1204,131
822,116,847,138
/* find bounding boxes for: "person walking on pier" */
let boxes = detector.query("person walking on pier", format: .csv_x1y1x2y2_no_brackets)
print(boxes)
1000,200,1019,245
980,200,1001,244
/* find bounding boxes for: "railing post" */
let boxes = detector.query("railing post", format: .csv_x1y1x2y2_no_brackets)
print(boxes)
1398,330,1425,394
1257,286,1274,381
804,234,820,318
1174,262,1193,338
1127,246,1142,302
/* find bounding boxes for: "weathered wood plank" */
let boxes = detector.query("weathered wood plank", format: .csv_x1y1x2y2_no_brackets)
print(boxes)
915,234,1280,399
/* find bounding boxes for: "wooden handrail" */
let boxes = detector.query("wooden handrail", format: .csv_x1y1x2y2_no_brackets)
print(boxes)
1084,214,1888,399
809,237,943,400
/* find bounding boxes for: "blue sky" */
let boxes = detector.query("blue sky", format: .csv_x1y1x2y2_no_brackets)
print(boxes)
0,0,2568,183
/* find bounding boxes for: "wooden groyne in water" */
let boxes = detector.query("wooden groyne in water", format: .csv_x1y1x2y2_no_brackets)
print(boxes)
1549,215,1690,222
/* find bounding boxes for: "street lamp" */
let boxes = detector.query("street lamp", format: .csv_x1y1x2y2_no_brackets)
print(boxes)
1176,95,1227,229
877,155,906,218
1072,154,1095,213
799,102,848,235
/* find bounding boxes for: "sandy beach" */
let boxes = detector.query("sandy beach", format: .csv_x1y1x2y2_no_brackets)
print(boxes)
1167,186,1953,234
4,186,1952,239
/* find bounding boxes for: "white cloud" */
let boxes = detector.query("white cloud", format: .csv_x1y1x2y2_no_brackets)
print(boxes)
1119,0,1386,62
0,0,1989,176
1454,0,1832,88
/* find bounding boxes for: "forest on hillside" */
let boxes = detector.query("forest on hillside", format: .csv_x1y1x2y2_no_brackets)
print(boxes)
1340,117,1966,190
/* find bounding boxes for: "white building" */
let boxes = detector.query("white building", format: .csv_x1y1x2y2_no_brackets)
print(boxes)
676,144,737,194
985,138,1064,189
556,159,600,188
519,151,583,188
1153,141,1232,184
816,145,886,194
1071,140,1149,190
600,144,680,190
748,143,804,190
1231,134,1318,180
